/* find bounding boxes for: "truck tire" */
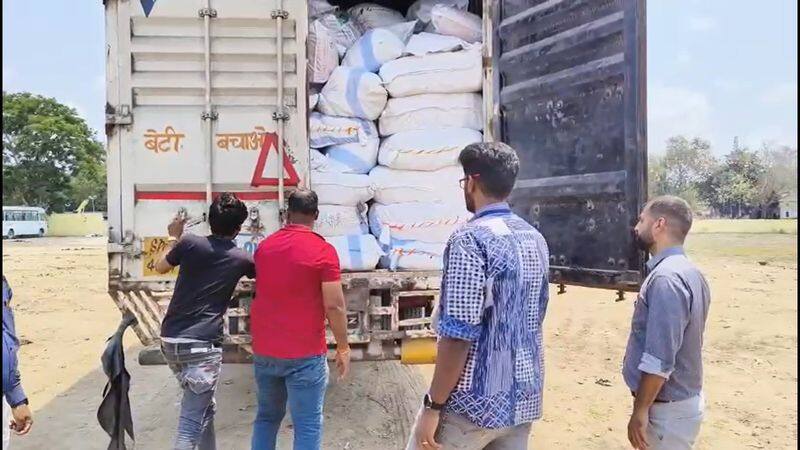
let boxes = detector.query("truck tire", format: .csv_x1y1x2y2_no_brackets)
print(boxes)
6,229,14,239
38,228,45,238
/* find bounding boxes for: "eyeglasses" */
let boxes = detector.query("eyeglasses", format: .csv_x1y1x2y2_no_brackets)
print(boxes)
459,173,480,189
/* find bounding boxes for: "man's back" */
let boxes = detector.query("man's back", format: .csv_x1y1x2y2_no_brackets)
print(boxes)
161,234,255,342
251,225,341,359
437,203,550,429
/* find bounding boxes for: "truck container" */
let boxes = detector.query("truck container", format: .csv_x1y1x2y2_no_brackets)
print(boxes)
104,0,647,364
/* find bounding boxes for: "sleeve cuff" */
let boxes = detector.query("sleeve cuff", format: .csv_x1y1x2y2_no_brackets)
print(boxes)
638,352,672,379
5,383,27,407
437,313,481,342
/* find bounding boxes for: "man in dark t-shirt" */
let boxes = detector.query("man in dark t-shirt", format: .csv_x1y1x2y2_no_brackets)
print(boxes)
154,192,254,450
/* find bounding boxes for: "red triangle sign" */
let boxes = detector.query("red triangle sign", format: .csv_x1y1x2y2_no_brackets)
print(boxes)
250,132,300,187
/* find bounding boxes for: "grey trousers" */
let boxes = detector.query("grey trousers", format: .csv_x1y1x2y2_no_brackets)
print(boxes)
406,408,532,450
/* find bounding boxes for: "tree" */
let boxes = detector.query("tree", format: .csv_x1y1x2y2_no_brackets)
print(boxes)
698,145,764,218
754,143,797,218
649,135,717,212
3,92,106,212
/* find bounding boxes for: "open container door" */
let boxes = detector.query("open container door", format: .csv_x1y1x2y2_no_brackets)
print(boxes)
489,0,647,291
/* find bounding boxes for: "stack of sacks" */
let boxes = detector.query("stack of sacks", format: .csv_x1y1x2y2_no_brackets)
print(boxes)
367,27,483,270
307,5,416,271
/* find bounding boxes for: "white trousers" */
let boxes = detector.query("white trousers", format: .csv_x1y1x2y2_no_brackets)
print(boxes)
647,393,705,450
3,398,10,449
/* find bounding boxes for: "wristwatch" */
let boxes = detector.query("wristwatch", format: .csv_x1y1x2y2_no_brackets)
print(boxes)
423,393,446,411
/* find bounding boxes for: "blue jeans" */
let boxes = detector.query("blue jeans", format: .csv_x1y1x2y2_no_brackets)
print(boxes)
161,341,223,450
251,354,329,450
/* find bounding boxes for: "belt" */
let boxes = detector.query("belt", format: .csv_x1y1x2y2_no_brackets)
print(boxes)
161,341,222,353
631,391,670,403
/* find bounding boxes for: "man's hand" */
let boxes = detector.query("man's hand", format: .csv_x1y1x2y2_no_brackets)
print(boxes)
334,347,351,381
627,408,649,449
10,403,33,436
167,215,187,239
414,409,442,450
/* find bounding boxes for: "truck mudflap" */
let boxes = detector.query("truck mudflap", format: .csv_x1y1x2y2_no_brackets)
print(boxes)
112,270,443,365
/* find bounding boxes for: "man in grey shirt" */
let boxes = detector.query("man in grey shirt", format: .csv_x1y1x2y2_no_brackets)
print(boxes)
624,195,711,450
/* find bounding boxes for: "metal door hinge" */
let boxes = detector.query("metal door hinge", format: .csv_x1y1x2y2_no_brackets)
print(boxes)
272,108,289,122
198,7,217,18
106,104,132,126
201,110,219,121
271,9,289,19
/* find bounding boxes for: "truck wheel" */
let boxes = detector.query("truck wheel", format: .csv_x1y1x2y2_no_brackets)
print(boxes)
7,229,15,239
38,228,45,238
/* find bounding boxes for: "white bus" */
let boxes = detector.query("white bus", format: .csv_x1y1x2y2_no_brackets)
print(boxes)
2,206,48,239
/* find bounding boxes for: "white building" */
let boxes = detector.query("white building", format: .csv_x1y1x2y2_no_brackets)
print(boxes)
780,193,798,219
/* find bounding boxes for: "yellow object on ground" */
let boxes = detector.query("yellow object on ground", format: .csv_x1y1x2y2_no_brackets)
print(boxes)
47,213,106,237
400,338,437,365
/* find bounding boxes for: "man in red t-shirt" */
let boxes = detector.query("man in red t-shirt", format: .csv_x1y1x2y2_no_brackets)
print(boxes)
250,189,350,450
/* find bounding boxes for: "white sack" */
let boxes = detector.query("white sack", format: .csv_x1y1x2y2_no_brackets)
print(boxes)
403,32,468,56
312,171,374,206
428,5,482,43
406,0,468,24
348,3,406,30
311,148,352,173
325,134,380,174
379,47,482,97
326,234,384,271
318,67,388,120
384,20,418,43
308,19,339,84
342,29,405,73
310,112,376,148
309,0,337,19
382,239,446,271
378,128,482,171
369,165,464,204
368,202,470,244
316,204,369,237
316,13,362,57
379,93,483,136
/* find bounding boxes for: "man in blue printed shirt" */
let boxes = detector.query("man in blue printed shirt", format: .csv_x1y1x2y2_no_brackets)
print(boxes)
3,275,34,447
408,142,550,450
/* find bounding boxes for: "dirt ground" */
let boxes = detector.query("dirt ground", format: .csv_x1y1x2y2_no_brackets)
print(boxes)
2,233,797,449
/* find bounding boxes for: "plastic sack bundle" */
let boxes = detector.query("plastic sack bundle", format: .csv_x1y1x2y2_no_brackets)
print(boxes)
403,32,468,56
318,67,388,120
382,239,446,271
326,234,385,271
312,171,374,206
316,204,369,237
427,5,482,43
378,128,482,171
326,134,380,174
348,3,406,30
368,202,470,245
309,0,337,19
316,13,362,57
308,19,340,84
379,47,482,97
406,0,468,24
310,112,376,148
309,93,320,110
342,29,405,73
311,148,352,173
379,93,483,136
369,165,463,204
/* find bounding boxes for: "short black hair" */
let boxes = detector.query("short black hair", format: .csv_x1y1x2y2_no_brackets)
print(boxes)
288,189,319,216
458,142,520,198
646,195,693,241
208,192,248,236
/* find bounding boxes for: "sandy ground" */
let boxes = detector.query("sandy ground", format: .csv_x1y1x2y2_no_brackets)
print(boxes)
2,234,797,449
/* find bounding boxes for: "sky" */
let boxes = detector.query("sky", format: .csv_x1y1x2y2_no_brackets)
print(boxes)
2,0,798,156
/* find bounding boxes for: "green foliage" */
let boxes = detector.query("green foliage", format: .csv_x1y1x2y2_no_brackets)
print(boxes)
3,92,106,212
